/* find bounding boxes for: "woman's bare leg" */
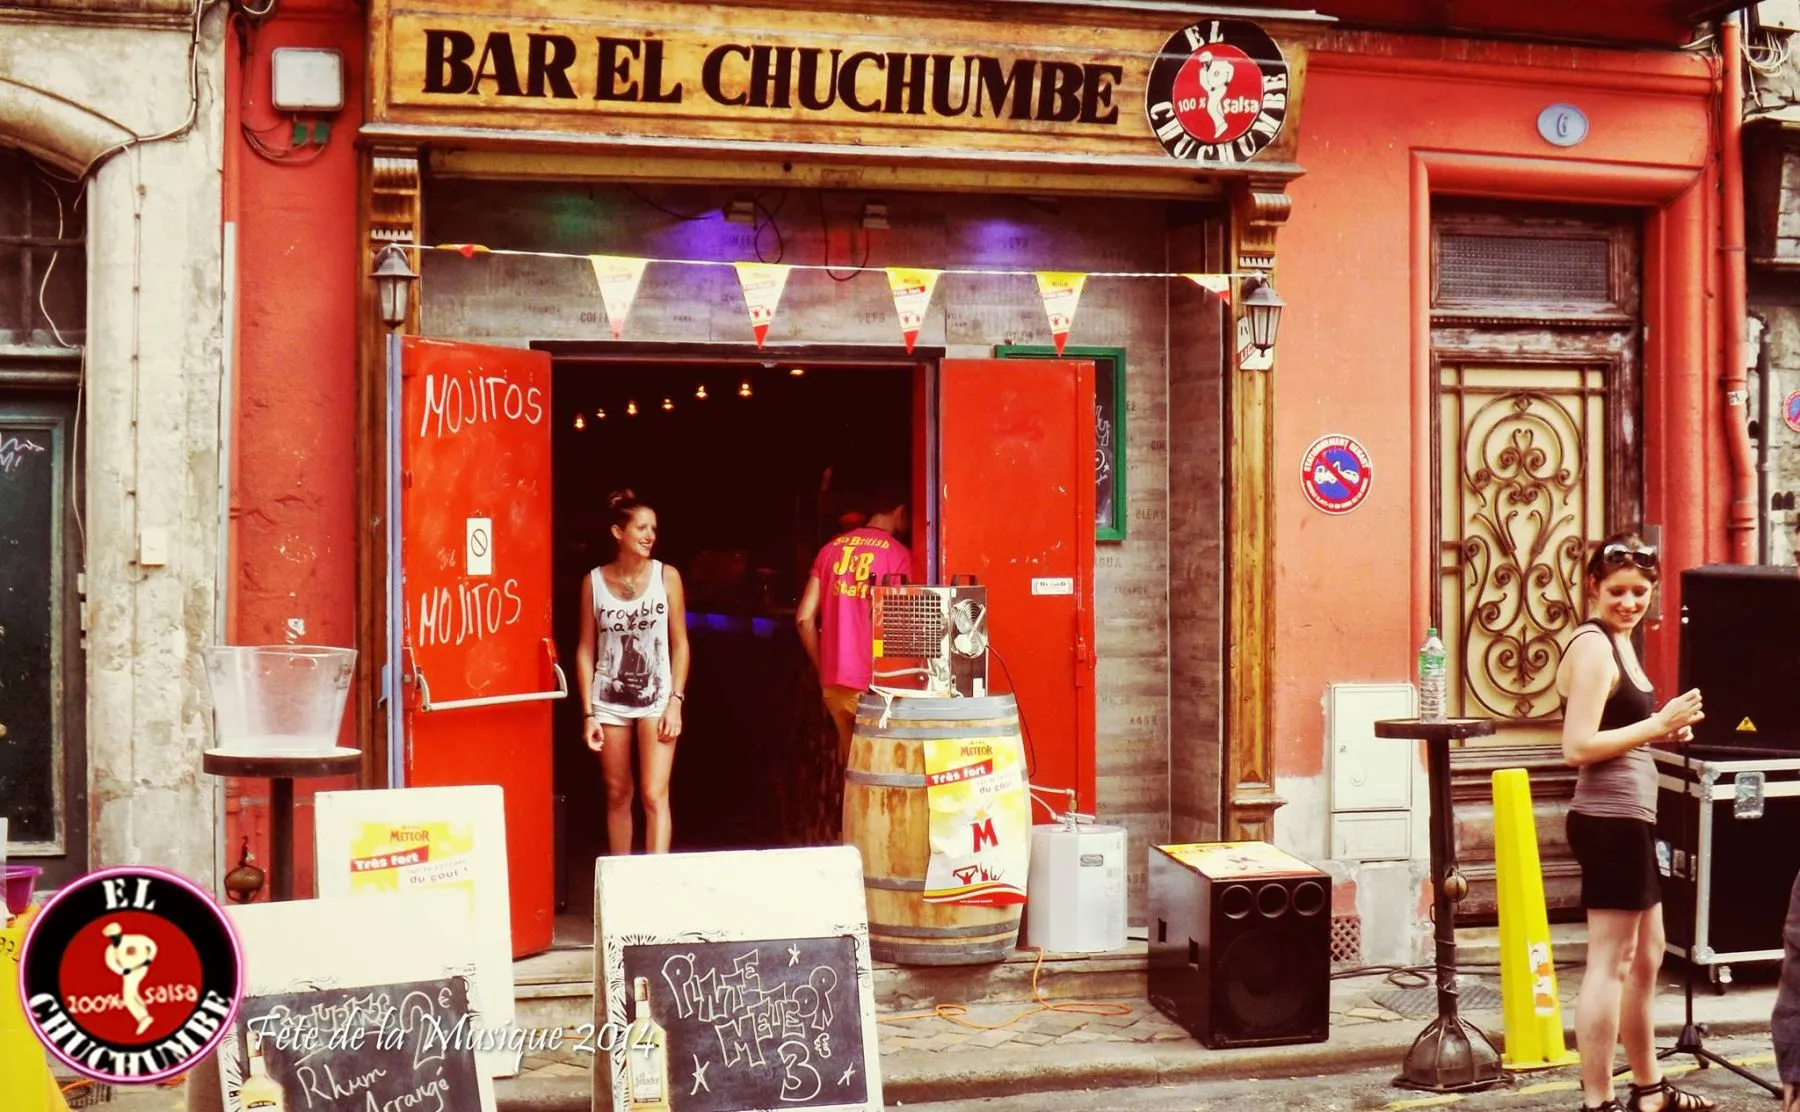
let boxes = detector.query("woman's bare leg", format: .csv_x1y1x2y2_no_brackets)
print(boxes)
599,723,636,854
638,715,677,854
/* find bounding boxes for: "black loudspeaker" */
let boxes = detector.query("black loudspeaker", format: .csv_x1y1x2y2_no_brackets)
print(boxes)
1147,842,1331,1049
1678,564,1800,755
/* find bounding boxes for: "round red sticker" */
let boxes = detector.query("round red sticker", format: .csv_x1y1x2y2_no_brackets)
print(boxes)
1171,43,1263,145
1301,435,1373,515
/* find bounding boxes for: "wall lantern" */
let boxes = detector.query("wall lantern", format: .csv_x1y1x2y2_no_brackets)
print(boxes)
1240,276,1284,355
371,244,418,329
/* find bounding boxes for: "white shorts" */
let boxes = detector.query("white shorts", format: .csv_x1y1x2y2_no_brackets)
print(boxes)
591,701,668,727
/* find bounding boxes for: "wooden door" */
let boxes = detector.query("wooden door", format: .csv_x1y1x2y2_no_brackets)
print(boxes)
1430,202,1643,921
938,358,1097,813
399,337,560,956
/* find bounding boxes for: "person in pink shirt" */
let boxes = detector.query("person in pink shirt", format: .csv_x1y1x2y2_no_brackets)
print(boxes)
795,485,913,763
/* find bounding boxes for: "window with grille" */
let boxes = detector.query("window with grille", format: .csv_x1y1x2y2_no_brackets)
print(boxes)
1438,233,1613,306
0,149,86,348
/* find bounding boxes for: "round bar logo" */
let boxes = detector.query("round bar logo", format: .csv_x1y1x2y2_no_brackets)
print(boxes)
1146,20,1290,164
19,866,243,1084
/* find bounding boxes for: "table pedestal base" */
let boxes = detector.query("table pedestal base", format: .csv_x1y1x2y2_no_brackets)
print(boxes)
1394,1011,1505,1093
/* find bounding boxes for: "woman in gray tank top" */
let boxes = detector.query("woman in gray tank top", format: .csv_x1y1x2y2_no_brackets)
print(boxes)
1554,533,1707,1112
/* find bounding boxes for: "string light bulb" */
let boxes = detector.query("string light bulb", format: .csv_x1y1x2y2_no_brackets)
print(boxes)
627,400,638,416
573,414,586,430
596,408,606,420
739,381,753,398
789,367,805,377
662,397,674,412
695,384,708,400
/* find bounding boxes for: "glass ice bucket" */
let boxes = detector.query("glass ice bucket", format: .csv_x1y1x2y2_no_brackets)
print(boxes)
205,645,357,757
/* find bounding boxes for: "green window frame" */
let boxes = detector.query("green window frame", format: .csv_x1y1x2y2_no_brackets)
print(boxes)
994,345,1127,542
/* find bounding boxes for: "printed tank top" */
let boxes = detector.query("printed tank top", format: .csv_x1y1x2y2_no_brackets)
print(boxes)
589,561,673,717
1566,619,1658,823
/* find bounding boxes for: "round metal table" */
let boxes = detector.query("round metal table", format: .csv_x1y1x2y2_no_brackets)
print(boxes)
202,748,361,902
1374,717,1506,1094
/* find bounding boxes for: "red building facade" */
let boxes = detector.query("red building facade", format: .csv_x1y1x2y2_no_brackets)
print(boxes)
220,0,1744,963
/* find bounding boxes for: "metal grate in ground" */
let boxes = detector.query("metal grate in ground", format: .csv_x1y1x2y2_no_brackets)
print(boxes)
1370,979,1507,1018
63,1082,114,1107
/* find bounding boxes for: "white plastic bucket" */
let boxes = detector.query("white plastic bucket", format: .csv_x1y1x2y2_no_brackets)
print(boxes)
205,645,356,757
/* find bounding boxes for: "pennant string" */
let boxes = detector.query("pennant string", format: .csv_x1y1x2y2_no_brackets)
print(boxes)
424,243,1260,282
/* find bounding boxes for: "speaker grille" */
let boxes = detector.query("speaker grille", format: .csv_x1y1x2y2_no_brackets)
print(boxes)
1217,926,1322,1035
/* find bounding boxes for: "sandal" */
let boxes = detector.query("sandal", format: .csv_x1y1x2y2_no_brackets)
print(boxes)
1627,1077,1717,1111
1579,1101,1626,1112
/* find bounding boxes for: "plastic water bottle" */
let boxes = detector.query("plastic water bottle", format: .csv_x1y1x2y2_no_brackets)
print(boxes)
1418,627,1448,723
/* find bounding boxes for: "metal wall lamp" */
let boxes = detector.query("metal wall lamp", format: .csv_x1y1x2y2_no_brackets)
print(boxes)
372,243,418,329
1241,276,1285,355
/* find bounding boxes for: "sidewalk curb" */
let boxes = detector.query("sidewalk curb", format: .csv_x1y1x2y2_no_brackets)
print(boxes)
490,1014,1777,1110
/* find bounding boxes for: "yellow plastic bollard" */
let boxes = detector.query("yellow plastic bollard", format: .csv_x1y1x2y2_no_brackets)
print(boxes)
2,906,72,1112
1492,768,1581,1071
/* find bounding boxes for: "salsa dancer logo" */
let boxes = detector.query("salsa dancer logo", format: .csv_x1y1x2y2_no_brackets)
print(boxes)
19,866,243,1084
1145,20,1290,164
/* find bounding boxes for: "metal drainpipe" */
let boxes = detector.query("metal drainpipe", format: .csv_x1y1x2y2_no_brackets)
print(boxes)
1754,313,1772,564
1723,13,1760,564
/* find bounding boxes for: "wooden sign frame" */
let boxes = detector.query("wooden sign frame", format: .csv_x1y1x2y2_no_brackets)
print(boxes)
220,891,497,1112
591,845,882,1112
365,0,1322,178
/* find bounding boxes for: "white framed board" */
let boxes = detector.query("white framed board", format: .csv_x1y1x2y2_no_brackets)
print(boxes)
313,785,517,1076
592,845,883,1112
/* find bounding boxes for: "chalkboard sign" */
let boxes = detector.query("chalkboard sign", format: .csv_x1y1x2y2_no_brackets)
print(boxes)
228,976,485,1112
617,936,868,1112
0,419,58,844
994,346,1127,542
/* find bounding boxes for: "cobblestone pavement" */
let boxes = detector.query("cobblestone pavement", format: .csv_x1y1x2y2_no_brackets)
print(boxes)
500,970,1532,1079
501,958,1760,1083
896,1034,1785,1112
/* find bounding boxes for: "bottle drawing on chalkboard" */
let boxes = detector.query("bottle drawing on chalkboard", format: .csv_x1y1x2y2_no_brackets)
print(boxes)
238,1030,286,1112
625,976,670,1112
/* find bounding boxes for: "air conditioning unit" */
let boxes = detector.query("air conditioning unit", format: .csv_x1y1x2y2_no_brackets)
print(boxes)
871,578,989,697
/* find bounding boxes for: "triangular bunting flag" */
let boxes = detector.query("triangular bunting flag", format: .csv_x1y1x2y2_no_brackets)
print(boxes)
734,262,792,348
438,243,490,258
1035,271,1087,355
588,255,649,340
885,268,942,353
1184,273,1233,302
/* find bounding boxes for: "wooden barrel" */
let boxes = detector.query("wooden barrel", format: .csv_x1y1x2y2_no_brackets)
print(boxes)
843,692,1026,965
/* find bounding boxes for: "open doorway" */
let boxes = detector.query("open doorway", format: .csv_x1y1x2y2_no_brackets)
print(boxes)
548,352,918,919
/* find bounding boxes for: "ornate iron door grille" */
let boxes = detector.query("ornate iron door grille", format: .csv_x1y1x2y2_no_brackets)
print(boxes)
1438,362,1609,725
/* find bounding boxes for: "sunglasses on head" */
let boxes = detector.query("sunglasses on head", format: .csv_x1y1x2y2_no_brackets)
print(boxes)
1599,542,1659,571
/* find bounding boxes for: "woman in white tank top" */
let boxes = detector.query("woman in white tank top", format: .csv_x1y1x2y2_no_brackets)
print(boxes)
576,489,690,855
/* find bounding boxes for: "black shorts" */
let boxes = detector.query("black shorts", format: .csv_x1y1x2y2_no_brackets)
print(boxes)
1565,810,1662,912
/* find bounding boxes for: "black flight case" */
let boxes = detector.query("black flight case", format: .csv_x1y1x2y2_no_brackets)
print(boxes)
1652,745,1800,987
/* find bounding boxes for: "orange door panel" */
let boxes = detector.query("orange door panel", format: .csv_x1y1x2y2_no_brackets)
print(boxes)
938,358,1097,813
400,336,559,958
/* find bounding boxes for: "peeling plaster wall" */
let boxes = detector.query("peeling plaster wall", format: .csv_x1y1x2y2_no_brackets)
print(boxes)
0,7,228,883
